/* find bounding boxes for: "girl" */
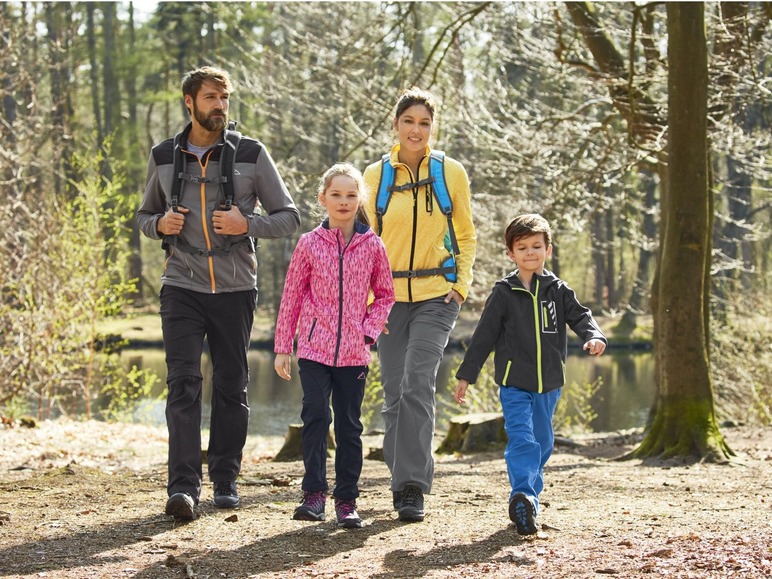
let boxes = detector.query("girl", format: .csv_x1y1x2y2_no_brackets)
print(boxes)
274,163,395,529
362,87,476,522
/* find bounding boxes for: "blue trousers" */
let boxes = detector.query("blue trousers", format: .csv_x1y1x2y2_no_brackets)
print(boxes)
499,386,562,515
160,285,257,501
298,359,367,500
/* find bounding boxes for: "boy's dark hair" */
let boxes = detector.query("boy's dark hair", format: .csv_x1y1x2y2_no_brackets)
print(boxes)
505,213,553,250
181,66,233,102
394,87,437,121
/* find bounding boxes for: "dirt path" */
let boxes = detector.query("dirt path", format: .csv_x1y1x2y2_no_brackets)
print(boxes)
0,419,770,578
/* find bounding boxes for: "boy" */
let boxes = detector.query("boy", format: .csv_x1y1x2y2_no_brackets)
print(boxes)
454,213,607,535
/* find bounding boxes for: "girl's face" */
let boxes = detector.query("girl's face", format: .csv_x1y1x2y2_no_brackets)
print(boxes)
393,104,433,155
319,175,360,226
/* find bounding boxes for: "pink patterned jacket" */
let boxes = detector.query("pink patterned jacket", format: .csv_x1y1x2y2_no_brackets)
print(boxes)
274,220,395,367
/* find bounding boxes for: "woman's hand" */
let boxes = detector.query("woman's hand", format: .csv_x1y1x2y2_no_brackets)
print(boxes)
444,289,464,306
274,353,292,380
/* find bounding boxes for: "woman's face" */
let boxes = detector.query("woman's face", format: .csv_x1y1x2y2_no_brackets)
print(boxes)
394,104,433,154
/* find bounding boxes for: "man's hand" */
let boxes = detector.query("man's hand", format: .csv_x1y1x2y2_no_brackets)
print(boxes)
157,206,189,235
213,205,248,235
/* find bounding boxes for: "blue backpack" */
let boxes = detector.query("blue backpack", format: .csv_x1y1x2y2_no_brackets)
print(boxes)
375,151,459,282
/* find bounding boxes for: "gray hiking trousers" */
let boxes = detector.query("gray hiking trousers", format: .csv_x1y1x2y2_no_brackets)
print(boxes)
378,297,460,493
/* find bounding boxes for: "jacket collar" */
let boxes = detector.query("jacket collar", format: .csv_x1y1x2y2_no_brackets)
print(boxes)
176,122,225,150
500,268,558,292
388,143,432,167
317,219,372,245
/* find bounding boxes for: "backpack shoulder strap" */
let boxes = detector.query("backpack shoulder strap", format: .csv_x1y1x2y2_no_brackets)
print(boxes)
220,120,242,210
170,131,185,213
427,150,460,255
162,131,186,251
374,153,395,236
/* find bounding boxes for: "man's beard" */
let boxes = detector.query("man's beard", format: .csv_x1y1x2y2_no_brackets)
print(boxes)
193,104,227,132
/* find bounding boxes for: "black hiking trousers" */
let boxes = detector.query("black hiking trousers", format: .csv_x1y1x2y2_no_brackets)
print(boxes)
160,285,257,501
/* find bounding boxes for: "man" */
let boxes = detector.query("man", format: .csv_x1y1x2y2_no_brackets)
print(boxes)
137,66,300,520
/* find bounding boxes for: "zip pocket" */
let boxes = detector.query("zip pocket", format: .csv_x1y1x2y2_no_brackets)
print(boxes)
307,318,317,342
502,360,512,385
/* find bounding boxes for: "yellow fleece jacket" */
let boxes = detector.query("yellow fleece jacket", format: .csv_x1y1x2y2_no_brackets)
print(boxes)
363,145,476,303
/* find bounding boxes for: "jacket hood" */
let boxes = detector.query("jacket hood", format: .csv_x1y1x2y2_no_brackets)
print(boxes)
498,268,560,292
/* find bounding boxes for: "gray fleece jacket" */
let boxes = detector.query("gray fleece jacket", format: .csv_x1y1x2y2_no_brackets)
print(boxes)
136,122,300,294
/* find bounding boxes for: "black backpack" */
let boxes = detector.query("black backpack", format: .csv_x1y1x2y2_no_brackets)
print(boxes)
163,121,246,256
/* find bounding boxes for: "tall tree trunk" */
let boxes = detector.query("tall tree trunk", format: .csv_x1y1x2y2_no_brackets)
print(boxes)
101,1,116,181
86,4,103,145
605,207,617,309
631,2,731,460
619,169,656,331
46,2,70,198
125,1,143,301
592,212,604,305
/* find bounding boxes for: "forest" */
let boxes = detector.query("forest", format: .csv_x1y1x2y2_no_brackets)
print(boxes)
0,2,770,458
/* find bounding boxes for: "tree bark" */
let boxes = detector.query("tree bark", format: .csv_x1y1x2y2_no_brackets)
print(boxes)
631,2,731,460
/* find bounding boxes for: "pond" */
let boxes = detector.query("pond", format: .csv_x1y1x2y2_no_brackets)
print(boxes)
115,347,655,436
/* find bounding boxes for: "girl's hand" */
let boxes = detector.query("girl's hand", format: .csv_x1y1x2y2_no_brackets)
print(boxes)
583,339,606,357
444,289,464,306
274,354,292,380
454,379,470,404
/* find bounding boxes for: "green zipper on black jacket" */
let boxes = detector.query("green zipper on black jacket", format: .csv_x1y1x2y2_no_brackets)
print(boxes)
504,278,543,393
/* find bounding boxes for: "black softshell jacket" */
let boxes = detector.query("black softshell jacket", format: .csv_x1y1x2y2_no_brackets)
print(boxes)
456,269,607,394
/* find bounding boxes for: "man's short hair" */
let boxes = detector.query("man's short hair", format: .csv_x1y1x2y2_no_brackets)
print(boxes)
181,66,233,101
505,213,553,251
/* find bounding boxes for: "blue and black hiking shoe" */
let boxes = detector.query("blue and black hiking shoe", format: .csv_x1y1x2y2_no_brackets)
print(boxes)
509,492,538,535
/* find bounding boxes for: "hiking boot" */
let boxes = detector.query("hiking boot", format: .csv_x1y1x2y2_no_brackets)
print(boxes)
392,490,402,511
398,484,425,522
293,490,326,521
213,481,240,508
165,492,197,520
335,498,363,529
509,492,538,535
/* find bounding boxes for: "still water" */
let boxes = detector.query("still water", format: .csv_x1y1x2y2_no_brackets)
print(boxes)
116,348,655,435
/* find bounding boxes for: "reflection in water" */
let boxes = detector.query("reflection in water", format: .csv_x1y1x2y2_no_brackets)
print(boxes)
119,348,655,435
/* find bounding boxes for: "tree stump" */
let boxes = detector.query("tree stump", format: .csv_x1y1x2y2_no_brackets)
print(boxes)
273,424,336,462
437,412,507,454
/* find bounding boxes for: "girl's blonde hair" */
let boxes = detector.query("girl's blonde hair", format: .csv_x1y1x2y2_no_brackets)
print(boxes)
318,163,370,227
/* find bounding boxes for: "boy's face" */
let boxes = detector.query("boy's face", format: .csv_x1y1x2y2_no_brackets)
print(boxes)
507,233,552,274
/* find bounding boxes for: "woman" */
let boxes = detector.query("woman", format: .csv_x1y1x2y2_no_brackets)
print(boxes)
363,87,476,522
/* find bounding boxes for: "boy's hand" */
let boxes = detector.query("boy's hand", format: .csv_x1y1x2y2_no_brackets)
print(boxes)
274,353,292,380
454,379,470,404
583,339,606,357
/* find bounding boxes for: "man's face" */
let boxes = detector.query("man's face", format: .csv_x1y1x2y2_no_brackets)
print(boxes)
187,80,229,132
